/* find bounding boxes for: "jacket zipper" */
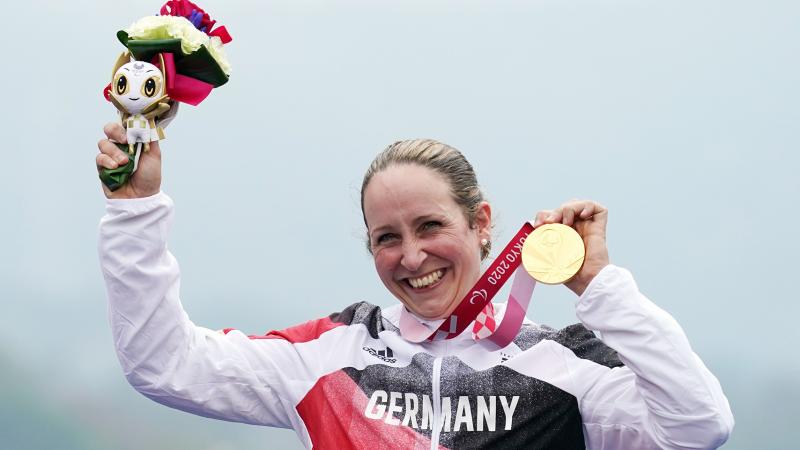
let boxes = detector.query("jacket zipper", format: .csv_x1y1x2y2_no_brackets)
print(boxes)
430,356,443,450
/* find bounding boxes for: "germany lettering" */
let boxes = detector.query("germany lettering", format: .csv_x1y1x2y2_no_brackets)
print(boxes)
364,391,519,432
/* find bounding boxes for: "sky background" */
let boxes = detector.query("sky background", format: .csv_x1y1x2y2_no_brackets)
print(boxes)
1,0,798,448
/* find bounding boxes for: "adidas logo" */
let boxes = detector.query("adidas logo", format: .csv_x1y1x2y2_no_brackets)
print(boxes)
362,346,396,363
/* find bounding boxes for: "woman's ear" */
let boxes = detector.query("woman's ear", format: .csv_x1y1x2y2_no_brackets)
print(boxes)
474,201,492,239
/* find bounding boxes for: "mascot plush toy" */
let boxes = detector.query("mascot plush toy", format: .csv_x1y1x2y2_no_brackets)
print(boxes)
109,54,171,156
100,0,232,191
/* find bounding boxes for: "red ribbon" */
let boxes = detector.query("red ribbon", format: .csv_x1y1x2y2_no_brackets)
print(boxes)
426,222,534,340
208,26,232,44
153,53,214,106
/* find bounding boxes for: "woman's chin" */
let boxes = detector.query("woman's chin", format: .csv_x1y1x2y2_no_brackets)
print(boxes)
404,299,458,321
415,308,447,321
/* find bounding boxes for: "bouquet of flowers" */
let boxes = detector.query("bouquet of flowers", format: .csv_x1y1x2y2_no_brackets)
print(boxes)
100,0,232,191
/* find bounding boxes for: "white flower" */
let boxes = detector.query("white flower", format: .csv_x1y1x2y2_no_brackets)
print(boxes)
126,16,231,75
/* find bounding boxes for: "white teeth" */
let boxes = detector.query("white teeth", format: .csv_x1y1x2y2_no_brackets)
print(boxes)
408,270,444,289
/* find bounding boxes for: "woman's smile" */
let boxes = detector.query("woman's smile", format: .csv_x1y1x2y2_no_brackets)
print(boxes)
403,268,447,290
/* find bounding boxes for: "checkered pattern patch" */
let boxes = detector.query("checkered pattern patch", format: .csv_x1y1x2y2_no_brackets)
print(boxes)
472,302,497,340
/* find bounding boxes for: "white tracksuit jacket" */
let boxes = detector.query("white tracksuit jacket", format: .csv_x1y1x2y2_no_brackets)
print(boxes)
98,192,734,449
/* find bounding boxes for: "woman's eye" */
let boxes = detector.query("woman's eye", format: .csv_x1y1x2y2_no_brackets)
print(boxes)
421,221,442,231
376,233,398,244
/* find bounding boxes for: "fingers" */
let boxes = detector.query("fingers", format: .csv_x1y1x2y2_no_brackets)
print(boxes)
533,200,607,227
533,210,553,227
148,139,161,157
96,135,130,170
103,122,127,143
96,153,121,170
562,207,575,226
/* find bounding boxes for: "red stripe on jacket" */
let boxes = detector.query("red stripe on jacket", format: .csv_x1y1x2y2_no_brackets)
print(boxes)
296,370,447,449
222,317,344,344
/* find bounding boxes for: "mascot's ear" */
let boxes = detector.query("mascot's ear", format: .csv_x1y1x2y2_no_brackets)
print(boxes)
111,51,131,80
157,53,168,93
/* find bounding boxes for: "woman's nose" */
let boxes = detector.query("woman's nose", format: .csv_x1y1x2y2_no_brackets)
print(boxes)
400,240,426,272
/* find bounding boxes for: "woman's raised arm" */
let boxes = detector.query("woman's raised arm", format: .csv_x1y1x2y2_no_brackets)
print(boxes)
534,200,734,449
97,124,296,427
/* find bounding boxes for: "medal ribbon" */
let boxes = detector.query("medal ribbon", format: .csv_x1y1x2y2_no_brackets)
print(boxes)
399,222,537,346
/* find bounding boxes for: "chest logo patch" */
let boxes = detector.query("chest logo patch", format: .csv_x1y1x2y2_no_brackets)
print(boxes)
362,346,397,364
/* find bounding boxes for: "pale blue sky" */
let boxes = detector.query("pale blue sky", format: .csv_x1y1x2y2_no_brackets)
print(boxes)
1,0,798,448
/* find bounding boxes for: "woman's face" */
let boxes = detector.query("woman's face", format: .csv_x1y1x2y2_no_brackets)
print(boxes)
363,164,491,320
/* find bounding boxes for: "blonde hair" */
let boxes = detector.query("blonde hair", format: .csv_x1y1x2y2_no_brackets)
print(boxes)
360,139,491,259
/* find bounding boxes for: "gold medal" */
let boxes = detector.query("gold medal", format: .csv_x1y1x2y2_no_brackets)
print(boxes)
521,223,585,285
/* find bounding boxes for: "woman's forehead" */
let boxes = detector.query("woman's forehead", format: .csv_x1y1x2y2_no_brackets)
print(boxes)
366,165,450,201
363,165,457,226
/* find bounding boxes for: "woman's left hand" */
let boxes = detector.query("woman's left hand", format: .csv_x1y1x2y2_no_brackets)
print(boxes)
533,200,610,296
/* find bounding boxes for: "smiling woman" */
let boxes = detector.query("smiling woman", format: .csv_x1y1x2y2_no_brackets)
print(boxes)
97,129,734,449
363,158,490,319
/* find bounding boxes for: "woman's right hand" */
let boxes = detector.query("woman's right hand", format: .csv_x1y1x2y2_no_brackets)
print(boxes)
96,122,162,199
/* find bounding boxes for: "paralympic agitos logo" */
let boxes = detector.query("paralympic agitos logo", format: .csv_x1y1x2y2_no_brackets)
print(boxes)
469,289,488,305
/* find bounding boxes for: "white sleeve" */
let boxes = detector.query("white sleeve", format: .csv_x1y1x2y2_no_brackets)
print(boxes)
571,265,734,450
98,192,296,428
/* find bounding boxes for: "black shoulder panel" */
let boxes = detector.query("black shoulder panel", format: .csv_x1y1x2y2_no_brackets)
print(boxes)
329,301,386,339
550,323,624,369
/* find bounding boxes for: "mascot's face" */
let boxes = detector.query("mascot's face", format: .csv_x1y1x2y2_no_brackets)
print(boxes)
111,61,165,114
